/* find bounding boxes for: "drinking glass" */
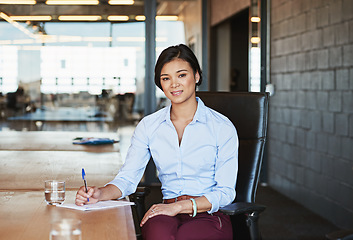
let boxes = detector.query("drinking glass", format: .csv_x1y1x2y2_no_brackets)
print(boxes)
45,180,65,205
50,219,82,240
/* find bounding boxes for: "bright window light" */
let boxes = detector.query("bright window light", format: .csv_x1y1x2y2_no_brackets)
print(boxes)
250,47,261,92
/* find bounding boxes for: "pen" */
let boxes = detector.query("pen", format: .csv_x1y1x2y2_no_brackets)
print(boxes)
82,168,89,202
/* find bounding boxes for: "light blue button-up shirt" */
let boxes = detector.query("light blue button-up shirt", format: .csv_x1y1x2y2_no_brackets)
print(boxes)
108,97,238,213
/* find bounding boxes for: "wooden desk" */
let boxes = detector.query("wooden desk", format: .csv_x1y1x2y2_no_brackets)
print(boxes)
7,107,113,122
0,151,123,190
0,191,136,240
0,131,120,152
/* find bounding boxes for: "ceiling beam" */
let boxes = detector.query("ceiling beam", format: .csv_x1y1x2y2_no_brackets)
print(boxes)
0,5,144,19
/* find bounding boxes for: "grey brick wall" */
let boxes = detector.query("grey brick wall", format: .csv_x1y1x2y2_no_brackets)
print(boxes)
269,0,353,229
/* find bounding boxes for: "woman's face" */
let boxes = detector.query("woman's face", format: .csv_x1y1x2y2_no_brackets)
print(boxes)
160,58,199,105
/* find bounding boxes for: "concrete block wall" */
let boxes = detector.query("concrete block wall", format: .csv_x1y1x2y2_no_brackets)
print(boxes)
269,0,353,229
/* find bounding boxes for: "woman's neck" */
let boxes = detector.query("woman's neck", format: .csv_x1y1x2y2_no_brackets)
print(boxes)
170,97,198,122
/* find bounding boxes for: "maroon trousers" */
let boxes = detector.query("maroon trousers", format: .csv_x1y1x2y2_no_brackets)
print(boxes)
141,211,233,240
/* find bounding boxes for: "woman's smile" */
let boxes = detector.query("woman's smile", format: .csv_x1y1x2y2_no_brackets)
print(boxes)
171,90,183,96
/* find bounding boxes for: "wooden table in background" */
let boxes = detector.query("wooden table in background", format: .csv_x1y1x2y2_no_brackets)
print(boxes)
0,191,136,240
0,131,120,152
7,107,113,123
0,150,123,190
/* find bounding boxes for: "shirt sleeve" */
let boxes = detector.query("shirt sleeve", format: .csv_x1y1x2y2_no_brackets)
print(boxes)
203,121,238,213
106,118,151,198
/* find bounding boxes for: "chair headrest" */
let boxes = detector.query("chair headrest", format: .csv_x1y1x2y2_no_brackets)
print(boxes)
196,92,269,140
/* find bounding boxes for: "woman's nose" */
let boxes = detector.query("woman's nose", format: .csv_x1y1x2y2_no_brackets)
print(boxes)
171,78,179,87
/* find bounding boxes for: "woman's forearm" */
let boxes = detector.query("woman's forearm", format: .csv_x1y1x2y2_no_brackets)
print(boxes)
98,184,122,201
175,196,212,215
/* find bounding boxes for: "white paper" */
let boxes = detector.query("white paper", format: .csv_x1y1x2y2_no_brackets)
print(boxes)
57,200,134,211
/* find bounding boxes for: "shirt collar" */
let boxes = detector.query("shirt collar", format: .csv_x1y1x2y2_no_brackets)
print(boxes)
160,97,207,125
156,103,171,125
192,97,207,124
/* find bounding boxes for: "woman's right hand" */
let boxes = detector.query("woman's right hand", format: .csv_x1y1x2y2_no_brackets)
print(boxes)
75,186,101,206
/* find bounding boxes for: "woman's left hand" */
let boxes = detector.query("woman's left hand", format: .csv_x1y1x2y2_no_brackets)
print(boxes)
140,203,180,227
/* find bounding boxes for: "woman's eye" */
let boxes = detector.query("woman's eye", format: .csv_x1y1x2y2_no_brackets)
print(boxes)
179,73,186,78
161,77,169,81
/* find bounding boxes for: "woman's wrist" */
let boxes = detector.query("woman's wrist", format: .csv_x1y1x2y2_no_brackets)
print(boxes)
168,196,211,215
172,200,192,215
99,185,122,201
189,198,197,217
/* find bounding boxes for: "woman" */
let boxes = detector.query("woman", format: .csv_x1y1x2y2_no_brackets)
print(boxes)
75,44,238,240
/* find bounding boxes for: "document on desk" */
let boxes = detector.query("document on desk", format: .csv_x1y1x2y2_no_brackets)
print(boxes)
57,200,134,211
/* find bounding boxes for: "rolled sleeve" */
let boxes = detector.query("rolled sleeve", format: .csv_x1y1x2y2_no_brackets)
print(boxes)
105,174,144,199
204,192,220,213
204,187,236,213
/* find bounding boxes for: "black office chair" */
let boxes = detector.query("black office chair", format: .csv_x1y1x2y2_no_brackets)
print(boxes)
130,91,269,240
197,91,268,240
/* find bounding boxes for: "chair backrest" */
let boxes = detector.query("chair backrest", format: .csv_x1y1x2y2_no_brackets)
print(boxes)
196,91,269,203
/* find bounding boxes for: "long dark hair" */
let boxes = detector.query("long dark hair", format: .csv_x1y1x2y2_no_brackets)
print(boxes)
154,44,202,90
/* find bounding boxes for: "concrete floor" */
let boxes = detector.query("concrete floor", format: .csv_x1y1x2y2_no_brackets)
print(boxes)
256,185,339,240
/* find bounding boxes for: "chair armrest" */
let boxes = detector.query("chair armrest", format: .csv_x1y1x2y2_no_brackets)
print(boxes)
128,187,150,240
219,202,266,216
133,186,151,198
129,186,151,231
129,187,151,211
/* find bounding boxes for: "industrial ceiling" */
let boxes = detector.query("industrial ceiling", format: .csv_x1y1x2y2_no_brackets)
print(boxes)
0,0,194,22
